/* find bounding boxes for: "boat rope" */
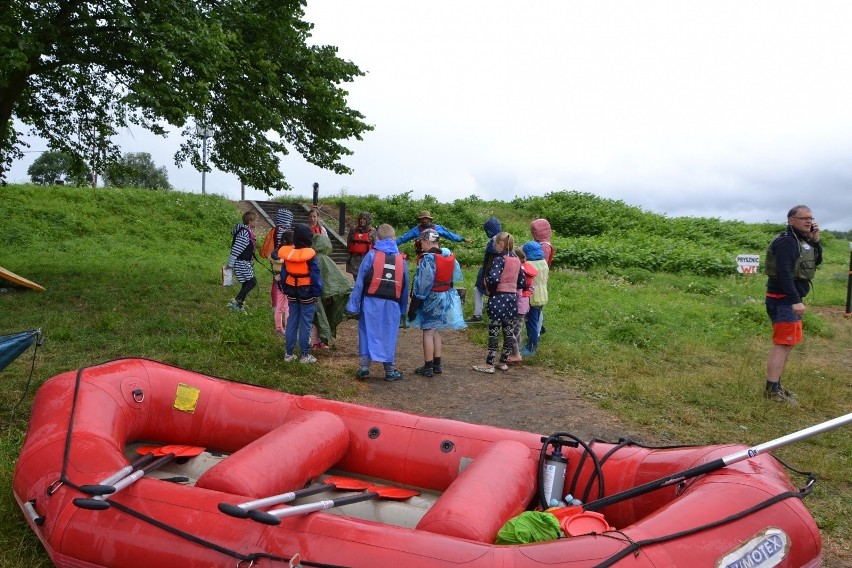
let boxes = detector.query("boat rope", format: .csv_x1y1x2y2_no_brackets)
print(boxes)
589,475,816,568
47,362,355,568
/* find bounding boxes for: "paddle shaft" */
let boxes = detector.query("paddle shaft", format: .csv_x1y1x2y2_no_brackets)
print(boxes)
583,411,852,512
218,483,336,518
250,492,380,525
78,452,158,495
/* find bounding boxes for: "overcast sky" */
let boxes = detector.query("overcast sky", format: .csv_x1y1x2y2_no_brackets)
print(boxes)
8,1,852,230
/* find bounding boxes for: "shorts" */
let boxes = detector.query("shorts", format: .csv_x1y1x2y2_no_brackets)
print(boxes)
766,300,802,346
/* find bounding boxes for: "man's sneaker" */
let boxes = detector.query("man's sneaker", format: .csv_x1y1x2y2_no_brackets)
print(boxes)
465,315,483,323
300,354,317,364
414,365,434,378
432,364,443,375
779,385,798,399
764,387,799,406
355,368,370,380
384,370,404,381
284,354,296,362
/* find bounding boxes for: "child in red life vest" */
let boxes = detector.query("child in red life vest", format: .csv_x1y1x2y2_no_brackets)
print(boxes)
408,229,466,378
346,211,375,278
345,224,409,381
473,232,526,373
507,247,538,365
273,224,323,364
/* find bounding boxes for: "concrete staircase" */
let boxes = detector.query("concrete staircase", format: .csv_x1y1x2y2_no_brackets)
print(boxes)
250,201,349,264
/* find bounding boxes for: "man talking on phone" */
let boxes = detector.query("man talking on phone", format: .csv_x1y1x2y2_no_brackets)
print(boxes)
763,205,822,404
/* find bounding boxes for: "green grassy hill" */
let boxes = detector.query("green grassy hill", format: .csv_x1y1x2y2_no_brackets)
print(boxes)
1,185,850,566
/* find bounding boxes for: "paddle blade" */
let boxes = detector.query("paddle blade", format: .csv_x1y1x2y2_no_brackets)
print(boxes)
324,475,371,491
135,444,206,457
367,484,420,500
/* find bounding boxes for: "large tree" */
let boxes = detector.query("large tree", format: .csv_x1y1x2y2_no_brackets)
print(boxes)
0,1,372,193
104,152,171,190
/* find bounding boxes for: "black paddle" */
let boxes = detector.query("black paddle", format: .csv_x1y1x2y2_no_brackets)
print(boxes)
580,411,852,513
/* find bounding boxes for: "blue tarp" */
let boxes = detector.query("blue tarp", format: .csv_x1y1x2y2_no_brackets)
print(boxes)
0,329,42,373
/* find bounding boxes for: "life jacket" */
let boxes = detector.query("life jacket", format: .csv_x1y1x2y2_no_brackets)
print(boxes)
765,230,818,281
495,256,521,294
260,226,282,260
231,227,255,261
414,223,436,256
277,245,317,287
521,261,538,297
365,251,405,300
349,227,373,255
431,253,455,292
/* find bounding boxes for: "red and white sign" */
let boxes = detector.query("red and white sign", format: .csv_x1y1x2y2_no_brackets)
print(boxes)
736,254,760,274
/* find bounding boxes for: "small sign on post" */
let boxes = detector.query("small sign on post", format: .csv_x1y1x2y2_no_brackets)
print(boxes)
736,254,760,275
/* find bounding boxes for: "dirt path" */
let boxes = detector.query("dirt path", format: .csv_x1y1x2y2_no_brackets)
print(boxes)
322,318,659,445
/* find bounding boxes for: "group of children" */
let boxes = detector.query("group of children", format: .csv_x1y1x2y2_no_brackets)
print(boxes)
226,207,553,380
469,217,553,373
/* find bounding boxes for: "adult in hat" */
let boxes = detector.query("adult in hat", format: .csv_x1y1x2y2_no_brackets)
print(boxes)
396,209,471,258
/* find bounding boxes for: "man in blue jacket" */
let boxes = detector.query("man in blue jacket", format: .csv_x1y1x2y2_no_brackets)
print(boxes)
764,205,822,404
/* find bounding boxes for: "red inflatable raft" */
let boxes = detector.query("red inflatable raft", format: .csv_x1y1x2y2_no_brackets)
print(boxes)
14,359,822,567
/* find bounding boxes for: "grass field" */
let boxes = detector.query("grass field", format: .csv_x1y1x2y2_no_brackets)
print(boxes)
1,185,850,566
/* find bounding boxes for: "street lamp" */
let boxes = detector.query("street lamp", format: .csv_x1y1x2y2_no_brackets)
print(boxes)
195,124,214,195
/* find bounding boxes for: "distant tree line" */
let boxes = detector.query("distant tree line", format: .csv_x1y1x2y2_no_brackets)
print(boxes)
27,151,170,190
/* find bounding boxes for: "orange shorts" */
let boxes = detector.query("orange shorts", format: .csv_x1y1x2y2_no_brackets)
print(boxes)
772,321,803,346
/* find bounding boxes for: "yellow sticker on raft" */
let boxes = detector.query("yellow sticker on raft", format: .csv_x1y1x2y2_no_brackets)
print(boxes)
173,383,201,413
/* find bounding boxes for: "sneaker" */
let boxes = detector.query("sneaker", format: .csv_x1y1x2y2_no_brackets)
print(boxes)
355,368,370,380
414,365,434,378
227,300,244,312
764,387,798,406
432,364,443,375
284,354,296,362
300,354,317,364
779,385,798,399
465,315,483,323
384,370,404,381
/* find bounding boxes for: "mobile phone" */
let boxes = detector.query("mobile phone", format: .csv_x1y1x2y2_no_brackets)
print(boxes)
810,225,817,233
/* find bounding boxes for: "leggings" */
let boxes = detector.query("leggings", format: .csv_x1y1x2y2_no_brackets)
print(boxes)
235,277,257,303
486,319,514,365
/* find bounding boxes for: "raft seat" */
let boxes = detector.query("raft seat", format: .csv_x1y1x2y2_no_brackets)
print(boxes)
416,440,537,543
195,411,350,498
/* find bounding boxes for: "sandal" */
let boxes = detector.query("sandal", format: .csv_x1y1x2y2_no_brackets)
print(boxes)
473,365,495,374
496,363,509,371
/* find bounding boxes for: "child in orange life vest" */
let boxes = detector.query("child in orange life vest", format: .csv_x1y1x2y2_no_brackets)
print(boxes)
473,232,526,373
273,223,323,364
408,229,466,378
507,247,537,365
345,224,409,381
346,211,376,278
269,208,293,336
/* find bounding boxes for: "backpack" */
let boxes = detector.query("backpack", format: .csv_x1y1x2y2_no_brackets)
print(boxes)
259,226,281,259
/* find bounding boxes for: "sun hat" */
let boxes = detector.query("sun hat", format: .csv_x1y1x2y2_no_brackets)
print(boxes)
417,210,433,220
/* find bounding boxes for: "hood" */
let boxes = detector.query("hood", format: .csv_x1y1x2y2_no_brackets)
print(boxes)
483,217,502,238
374,238,400,254
530,218,552,242
311,233,333,256
232,223,249,237
275,208,293,228
293,223,313,248
522,241,544,261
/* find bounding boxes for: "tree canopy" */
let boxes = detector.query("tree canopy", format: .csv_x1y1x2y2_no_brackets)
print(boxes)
26,150,86,185
0,0,373,193
104,152,171,190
